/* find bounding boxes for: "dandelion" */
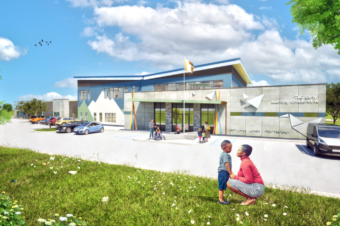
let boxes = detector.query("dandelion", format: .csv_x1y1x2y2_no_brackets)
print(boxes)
188,210,192,213
283,213,287,216
191,220,195,224
245,212,249,216
264,214,268,218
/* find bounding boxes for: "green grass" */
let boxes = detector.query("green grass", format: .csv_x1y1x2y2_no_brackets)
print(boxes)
35,128,56,131
0,146,339,226
326,114,340,126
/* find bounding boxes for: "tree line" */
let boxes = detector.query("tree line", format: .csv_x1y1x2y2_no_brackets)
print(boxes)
15,99,48,118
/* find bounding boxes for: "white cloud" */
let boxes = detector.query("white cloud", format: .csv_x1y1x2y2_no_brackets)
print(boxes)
327,69,340,78
54,78,77,89
249,80,270,86
82,27,98,37
137,0,147,6
259,6,272,10
135,71,150,75
81,2,340,84
17,92,77,101
215,0,229,4
0,37,26,61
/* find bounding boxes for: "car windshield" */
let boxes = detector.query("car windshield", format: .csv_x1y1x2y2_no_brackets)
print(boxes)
318,127,340,139
80,122,90,127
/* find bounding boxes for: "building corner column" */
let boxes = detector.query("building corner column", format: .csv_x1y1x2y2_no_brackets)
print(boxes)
193,104,201,131
165,103,172,132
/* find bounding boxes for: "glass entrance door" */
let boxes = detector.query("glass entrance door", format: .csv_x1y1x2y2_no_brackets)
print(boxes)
172,103,193,132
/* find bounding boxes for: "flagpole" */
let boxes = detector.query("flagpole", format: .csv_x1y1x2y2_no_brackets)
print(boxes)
183,69,185,134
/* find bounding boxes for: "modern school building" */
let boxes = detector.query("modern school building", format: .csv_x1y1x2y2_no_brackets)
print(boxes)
74,58,326,139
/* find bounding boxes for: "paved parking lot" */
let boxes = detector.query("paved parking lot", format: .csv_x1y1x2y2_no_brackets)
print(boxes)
1,119,340,198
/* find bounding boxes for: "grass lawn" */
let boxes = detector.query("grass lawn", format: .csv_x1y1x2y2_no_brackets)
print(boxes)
326,114,340,126
35,128,56,132
1,147,340,225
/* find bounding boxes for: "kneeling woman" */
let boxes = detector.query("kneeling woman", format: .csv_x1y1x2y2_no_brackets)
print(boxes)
228,145,265,206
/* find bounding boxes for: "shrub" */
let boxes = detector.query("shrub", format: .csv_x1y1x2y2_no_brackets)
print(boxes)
0,191,26,225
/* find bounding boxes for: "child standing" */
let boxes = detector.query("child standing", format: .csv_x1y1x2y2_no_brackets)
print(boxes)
218,140,234,205
202,130,206,143
198,128,202,143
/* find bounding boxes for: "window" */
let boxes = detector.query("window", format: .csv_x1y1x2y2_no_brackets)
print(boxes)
54,112,59,116
118,87,123,98
125,87,128,92
168,83,184,91
49,112,52,117
154,103,166,131
154,84,167,91
80,90,87,100
85,112,88,121
43,112,46,116
132,86,135,93
186,80,222,90
88,90,91,100
105,113,116,122
201,104,216,126
109,88,114,99
73,112,77,118
94,113,97,121
80,112,83,120
104,88,108,99
99,113,103,122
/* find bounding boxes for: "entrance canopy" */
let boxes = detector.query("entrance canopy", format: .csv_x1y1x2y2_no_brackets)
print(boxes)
127,98,227,104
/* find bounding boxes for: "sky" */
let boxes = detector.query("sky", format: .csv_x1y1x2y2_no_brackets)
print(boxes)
0,0,340,106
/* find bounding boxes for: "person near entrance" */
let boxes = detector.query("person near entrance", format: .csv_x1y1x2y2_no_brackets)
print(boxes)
227,144,265,206
175,125,181,134
149,119,155,140
203,121,211,142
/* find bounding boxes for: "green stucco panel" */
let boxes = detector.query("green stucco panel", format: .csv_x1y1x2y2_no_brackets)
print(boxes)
78,101,94,121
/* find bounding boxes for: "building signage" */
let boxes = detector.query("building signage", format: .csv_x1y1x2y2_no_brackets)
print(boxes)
271,95,319,105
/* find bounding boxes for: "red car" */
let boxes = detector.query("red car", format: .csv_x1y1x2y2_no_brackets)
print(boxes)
49,117,61,125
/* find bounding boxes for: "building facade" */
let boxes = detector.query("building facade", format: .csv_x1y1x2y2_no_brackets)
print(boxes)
75,58,326,139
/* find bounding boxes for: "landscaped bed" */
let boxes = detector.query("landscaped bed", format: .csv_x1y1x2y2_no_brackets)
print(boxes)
34,128,56,132
0,146,339,225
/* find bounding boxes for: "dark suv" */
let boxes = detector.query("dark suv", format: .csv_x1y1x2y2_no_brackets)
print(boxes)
306,123,340,157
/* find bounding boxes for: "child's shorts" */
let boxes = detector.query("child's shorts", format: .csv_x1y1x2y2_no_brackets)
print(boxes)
218,171,230,190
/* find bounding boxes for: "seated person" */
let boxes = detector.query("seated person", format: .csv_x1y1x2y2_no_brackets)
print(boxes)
175,126,181,134
155,127,162,139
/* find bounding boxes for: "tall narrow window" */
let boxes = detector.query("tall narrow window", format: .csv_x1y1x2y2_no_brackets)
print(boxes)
94,113,97,121
85,112,88,121
80,112,83,120
99,113,103,122
132,86,135,93
118,87,123,98
104,88,107,99
88,90,91,100
109,88,114,99
114,88,119,98
125,86,128,92
73,112,77,118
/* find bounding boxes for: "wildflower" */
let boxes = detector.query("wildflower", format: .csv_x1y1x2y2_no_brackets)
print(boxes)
236,214,239,217
79,217,82,220
31,164,33,166
102,197,109,203
232,209,235,210
197,205,199,207
47,162,50,164
236,217,240,221
20,208,24,210
272,204,276,207
50,167,53,169
138,181,140,183
15,211,21,215
176,207,178,209
66,214,73,217
283,213,287,216
3,216,8,219
172,203,175,206
70,223,76,226
284,206,288,208
264,214,268,218
4,212,8,215
45,222,52,225
191,220,195,224
59,217,67,221
34,166,36,167
78,167,80,169
245,212,249,216
326,223,331,226
174,200,176,202
54,171,57,174
188,210,192,213
50,156,55,160
54,214,59,217
265,203,268,205
187,190,189,192
37,218,46,223
50,220,55,222
163,192,165,195
208,215,211,218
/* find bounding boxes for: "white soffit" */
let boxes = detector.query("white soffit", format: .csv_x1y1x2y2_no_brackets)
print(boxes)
247,94,264,109
75,77,142,80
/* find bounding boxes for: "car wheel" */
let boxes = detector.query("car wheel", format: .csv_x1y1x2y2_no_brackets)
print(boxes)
84,130,89,135
313,144,320,156
66,128,71,133
100,128,104,133
306,138,310,149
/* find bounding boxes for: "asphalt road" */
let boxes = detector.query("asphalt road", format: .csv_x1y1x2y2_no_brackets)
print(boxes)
1,119,340,198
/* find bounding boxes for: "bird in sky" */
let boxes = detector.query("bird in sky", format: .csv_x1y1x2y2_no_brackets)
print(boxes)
50,41,51,43
41,39,43,42
35,44,37,46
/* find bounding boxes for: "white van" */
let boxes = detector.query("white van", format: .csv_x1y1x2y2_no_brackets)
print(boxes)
306,123,340,157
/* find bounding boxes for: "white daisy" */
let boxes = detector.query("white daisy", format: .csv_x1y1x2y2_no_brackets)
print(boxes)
272,204,276,207
191,220,195,224
245,212,249,216
283,213,287,216
264,214,268,218
188,210,192,213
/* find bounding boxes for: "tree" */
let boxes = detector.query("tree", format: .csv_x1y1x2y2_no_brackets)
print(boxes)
287,0,340,54
36,100,47,115
326,83,340,124
0,69,11,125
3,103,12,112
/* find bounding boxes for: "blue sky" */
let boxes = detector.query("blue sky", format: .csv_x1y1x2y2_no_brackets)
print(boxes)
1,0,339,106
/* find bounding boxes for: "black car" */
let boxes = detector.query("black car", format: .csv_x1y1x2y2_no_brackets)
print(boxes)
56,121,85,133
